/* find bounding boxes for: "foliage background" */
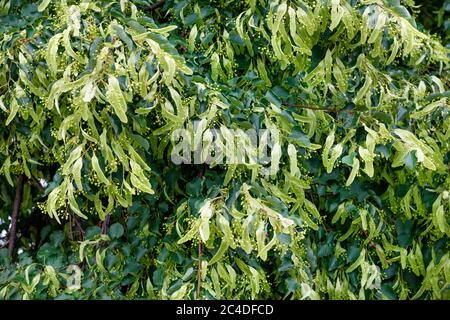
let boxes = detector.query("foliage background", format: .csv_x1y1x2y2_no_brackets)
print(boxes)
0,0,449,300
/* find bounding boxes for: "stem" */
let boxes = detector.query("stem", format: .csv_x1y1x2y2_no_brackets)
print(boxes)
69,210,73,241
145,0,165,12
8,174,26,258
282,102,355,113
30,175,45,193
196,241,203,300
363,230,388,266
101,214,111,235
74,214,85,241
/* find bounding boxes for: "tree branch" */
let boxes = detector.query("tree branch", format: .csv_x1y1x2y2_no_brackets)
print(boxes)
145,0,165,12
30,175,45,193
196,241,203,300
8,174,26,257
282,102,355,113
74,214,85,241
101,214,111,235
363,230,388,266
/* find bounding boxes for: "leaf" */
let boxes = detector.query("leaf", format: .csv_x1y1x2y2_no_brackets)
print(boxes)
354,73,372,104
112,23,135,51
209,240,229,265
188,25,197,53
68,183,87,219
345,157,360,186
62,29,85,64
322,131,335,170
81,81,97,103
108,223,124,239
342,152,356,166
5,99,19,126
96,249,107,273
177,220,201,244
47,186,61,224
404,150,417,171
327,144,343,173
330,0,344,31
347,248,365,273
257,58,272,86
396,219,413,248
106,76,128,123
3,157,14,187
435,205,447,234
38,0,51,12
410,98,447,119
46,33,62,77
330,203,343,224
148,25,178,34
62,145,83,175
130,173,154,194
91,153,110,186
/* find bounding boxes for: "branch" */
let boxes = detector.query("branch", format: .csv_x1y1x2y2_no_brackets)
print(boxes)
30,175,45,193
69,211,73,241
363,230,388,266
101,214,111,235
74,214,85,241
8,174,26,257
144,0,165,12
282,102,355,113
196,241,203,300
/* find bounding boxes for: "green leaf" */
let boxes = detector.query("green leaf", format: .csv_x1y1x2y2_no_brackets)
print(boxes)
346,248,365,273
130,173,154,194
68,183,87,219
404,150,417,171
5,99,19,126
38,0,51,12
106,76,128,123
342,152,356,166
108,223,124,239
91,153,110,186
46,33,62,77
112,23,135,51
3,157,14,187
208,240,229,265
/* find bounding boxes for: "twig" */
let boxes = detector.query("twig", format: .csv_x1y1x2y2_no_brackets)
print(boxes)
282,102,355,114
363,230,388,266
69,210,73,241
30,175,45,193
196,241,203,300
145,0,165,12
8,174,26,257
101,214,111,235
74,214,85,241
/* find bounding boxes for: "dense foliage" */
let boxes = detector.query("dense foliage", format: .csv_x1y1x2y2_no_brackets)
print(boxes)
0,0,449,300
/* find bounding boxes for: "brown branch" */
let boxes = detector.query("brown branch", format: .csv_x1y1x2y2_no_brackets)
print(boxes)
282,102,355,114
69,210,73,241
196,241,203,300
8,174,26,258
101,214,111,235
145,0,165,12
74,214,85,241
363,230,388,266
30,175,45,193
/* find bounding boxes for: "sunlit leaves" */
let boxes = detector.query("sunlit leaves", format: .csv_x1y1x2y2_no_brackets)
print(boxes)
0,0,448,301
106,76,128,123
